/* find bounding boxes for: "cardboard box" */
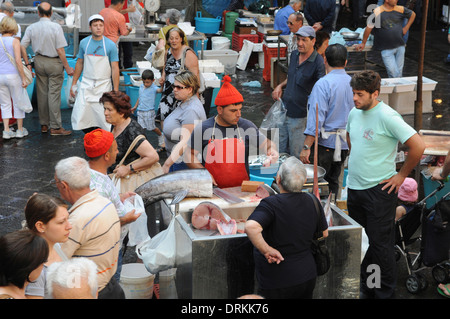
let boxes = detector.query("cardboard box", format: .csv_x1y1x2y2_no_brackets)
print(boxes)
235,25,257,34
241,180,264,192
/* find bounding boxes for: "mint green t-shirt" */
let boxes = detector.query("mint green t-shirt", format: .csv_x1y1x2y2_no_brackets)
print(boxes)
346,101,416,190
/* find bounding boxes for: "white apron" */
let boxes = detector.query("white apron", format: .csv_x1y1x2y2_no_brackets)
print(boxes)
71,36,112,131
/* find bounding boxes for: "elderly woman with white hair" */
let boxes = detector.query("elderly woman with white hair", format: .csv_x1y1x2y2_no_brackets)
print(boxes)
46,257,98,299
245,157,329,299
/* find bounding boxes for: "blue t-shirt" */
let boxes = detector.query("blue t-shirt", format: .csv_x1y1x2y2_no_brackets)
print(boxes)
137,83,158,112
273,5,294,35
346,101,417,190
76,36,119,62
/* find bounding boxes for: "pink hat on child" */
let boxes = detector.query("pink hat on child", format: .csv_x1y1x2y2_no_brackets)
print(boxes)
398,177,418,202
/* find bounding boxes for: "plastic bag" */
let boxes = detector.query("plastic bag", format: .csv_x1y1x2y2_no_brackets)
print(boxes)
144,44,156,62
260,99,286,130
15,87,33,113
136,216,176,274
129,0,143,26
123,194,150,246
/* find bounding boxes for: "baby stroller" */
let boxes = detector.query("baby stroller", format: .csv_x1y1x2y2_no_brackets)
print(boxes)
395,181,450,294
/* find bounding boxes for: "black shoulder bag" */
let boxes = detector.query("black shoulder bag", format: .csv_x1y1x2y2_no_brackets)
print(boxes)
307,193,331,276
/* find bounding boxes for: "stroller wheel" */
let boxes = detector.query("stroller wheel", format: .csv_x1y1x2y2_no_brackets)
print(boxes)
406,273,427,294
432,264,449,284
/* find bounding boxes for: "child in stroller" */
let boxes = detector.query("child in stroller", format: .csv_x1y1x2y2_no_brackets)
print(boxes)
396,177,418,221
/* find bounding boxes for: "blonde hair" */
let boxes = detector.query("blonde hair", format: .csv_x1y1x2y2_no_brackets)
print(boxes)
0,16,18,35
174,70,200,95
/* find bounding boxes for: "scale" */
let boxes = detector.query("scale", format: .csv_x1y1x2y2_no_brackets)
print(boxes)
144,0,160,23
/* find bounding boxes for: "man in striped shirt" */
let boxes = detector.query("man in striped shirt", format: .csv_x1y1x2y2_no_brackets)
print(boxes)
56,156,124,299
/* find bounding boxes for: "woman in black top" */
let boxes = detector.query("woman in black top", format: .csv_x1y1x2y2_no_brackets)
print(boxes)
100,91,159,176
246,157,328,299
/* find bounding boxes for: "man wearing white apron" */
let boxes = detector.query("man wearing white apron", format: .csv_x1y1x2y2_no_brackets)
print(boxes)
70,14,120,132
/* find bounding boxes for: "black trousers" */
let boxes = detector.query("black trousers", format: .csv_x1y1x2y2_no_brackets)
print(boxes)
310,145,348,195
348,183,398,299
257,278,316,299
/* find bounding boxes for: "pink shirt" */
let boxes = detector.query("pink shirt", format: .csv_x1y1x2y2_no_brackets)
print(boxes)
99,7,129,44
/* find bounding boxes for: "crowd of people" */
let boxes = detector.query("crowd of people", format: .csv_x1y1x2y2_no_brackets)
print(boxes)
0,0,448,300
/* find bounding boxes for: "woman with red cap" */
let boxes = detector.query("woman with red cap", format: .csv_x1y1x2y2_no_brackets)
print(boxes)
186,75,278,188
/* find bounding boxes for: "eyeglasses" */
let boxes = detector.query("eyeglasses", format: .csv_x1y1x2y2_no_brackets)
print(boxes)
287,21,294,25
173,84,188,90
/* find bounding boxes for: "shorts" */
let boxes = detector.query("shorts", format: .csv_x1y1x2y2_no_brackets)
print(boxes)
137,110,156,131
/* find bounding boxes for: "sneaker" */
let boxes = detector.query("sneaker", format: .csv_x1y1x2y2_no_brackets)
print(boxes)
2,130,15,139
50,128,72,136
15,128,29,138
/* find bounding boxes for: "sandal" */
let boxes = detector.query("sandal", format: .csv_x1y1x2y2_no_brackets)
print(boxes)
437,284,450,298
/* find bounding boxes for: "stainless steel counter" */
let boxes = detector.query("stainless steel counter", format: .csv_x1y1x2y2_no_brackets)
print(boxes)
170,188,362,299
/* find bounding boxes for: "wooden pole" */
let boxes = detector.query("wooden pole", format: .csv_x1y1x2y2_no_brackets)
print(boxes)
313,103,320,199
414,0,429,131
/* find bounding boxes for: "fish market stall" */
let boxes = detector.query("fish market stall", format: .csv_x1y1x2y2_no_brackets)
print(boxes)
169,186,362,299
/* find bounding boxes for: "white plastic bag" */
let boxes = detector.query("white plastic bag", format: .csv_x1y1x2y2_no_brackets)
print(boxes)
129,0,143,26
123,194,150,246
136,216,176,274
144,44,156,62
260,99,286,130
16,87,33,113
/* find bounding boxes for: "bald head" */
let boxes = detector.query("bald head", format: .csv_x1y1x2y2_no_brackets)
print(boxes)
38,2,52,17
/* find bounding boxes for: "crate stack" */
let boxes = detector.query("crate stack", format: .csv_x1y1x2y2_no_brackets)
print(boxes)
262,45,287,82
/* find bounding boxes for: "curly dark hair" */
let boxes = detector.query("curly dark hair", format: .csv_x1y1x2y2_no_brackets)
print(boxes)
350,70,381,94
99,91,132,119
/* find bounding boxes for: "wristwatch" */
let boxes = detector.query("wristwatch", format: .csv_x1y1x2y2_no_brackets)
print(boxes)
129,164,135,173
303,145,310,150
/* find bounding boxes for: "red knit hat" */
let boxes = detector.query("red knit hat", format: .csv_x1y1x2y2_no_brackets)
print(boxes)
84,129,115,158
214,75,244,107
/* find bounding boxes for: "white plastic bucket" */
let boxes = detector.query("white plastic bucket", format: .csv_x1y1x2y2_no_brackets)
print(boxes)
159,268,178,299
120,263,155,299
212,37,231,50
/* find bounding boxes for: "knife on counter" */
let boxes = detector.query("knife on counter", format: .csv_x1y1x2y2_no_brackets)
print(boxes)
213,187,244,204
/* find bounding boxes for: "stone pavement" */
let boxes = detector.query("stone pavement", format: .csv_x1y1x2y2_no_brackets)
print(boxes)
0,24,448,299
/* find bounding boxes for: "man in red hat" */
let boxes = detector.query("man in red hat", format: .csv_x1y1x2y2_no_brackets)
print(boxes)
185,76,279,188
84,128,141,281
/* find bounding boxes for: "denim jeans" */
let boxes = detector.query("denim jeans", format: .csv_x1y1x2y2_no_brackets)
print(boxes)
278,116,307,158
380,46,405,78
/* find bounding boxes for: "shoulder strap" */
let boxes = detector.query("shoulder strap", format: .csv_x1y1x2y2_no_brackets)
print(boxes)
180,47,193,72
306,192,323,239
118,134,146,166
0,37,18,70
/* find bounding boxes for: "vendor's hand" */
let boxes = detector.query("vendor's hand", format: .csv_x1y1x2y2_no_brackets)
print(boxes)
299,149,311,164
355,43,365,51
272,85,283,101
114,165,132,178
380,173,406,194
127,4,136,12
263,149,279,167
264,247,284,264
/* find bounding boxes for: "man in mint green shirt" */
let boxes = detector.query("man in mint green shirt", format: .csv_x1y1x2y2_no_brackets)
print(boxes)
346,70,425,299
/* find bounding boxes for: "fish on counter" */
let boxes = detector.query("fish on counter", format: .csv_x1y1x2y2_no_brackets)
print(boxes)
191,201,238,235
135,169,213,206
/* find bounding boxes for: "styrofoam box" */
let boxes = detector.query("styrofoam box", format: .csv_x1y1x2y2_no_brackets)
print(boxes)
136,61,153,76
199,59,225,73
198,50,239,75
252,42,263,52
380,80,395,94
130,72,161,87
202,72,221,88
401,76,438,91
264,42,287,48
382,78,415,93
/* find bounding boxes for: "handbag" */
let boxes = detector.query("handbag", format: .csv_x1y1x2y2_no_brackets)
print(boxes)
307,193,331,276
109,135,164,193
151,47,165,70
180,47,205,93
0,37,33,86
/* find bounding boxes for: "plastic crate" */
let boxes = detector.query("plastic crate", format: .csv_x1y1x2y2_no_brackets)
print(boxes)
263,45,287,82
232,32,260,51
